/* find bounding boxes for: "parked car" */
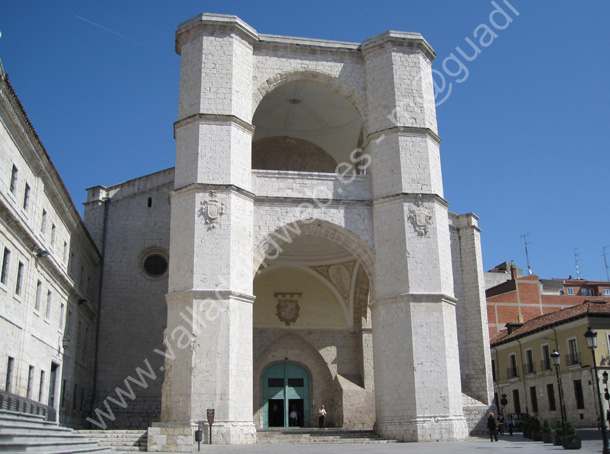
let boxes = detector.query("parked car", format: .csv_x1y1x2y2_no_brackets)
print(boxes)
513,413,533,431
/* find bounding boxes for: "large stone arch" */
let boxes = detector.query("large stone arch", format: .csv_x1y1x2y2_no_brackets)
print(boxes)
252,70,368,132
253,218,375,298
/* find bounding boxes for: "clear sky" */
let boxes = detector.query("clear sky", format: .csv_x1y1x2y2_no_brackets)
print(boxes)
1,1,609,281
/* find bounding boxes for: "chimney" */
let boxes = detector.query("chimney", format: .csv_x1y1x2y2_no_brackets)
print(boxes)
511,265,518,281
505,322,523,334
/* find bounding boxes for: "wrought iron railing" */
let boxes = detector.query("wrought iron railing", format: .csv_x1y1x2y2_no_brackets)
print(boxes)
507,366,519,379
566,352,580,367
0,389,56,422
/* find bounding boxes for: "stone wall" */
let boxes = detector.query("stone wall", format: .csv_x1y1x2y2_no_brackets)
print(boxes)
84,169,173,429
253,137,337,172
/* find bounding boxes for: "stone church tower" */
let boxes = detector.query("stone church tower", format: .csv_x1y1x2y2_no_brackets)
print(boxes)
85,13,492,451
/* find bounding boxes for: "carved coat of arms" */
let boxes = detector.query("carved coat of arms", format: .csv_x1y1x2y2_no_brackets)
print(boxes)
199,191,226,229
274,292,302,326
408,195,432,237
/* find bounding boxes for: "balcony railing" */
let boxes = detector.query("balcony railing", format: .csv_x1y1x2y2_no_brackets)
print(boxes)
0,389,56,422
523,362,536,374
566,352,581,367
507,367,519,379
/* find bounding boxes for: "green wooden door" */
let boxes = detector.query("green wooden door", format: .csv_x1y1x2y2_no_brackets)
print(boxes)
262,363,310,428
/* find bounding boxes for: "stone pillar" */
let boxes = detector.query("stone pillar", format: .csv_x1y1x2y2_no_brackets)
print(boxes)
149,14,258,451
452,213,493,404
362,32,468,442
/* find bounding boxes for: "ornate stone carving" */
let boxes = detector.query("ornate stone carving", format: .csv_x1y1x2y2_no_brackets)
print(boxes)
274,292,302,326
310,260,356,311
408,194,432,237
198,190,226,229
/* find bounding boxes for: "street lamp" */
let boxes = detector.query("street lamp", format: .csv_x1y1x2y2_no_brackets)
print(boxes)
585,326,610,454
551,349,567,436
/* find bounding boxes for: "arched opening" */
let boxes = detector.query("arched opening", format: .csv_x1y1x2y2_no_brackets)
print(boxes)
252,80,364,172
252,222,376,430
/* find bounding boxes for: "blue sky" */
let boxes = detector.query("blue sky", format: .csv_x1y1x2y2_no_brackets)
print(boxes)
1,1,609,280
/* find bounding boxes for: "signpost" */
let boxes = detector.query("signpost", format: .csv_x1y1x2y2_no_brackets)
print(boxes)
207,409,215,445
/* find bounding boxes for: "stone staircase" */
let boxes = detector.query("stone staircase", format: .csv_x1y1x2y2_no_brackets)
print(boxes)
74,430,147,452
257,428,397,444
0,409,112,453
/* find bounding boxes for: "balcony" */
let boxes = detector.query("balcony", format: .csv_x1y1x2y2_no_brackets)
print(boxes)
507,367,520,379
523,362,536,375
540,358,552,372
566,352,580,367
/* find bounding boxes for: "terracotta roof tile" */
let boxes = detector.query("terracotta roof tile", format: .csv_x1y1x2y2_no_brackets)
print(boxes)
490,300,610,346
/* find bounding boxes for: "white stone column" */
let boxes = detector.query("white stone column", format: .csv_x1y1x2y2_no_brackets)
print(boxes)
362,31,468,442
149,14,258,450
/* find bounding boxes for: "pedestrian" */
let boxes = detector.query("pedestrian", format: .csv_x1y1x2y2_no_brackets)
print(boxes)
289,408,298,427
507,413,514,436
318,405,327,428
498,414,505,435
487,412,498,442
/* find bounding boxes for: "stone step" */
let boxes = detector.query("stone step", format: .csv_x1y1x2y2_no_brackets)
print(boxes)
74,430,147,451
256,429,397,444
0,411,112,453
0,440,108,453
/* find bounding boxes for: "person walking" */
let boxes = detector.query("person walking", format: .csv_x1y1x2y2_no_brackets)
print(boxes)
507,413,515,436
487,412,498,442
498,414,505,435
318,405,327,428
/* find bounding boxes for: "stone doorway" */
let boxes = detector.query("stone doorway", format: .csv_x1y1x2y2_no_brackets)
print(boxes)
262,363,310,428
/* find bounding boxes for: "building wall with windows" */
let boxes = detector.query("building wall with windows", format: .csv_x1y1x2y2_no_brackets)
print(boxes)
491,301,610,428
486,266,610,337
0,62,101,428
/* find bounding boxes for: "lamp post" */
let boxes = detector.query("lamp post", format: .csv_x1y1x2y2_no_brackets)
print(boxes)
585,326,610,454
551,349,567,436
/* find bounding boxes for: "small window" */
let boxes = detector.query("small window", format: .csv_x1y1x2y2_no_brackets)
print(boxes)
39,370,45,402
288,378,304,387
15,261,24,295
567,288,574,295
41,209,47,233
5,357,15,393
143,254,168,277
35,280,42,311
23,183,30,210
525,349,534,374
268,378,284,387
51,224,56,246
26,365,34,399
604,289,610,297
63,242,68,263
530,386,538,413
147,197,152,208
1,247,11,285
9,165,18,193
581,288,587,296
547,383,556,411
574,379,585,409
45,290,52,318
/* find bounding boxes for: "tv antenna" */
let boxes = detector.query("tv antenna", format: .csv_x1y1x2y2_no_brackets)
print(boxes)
574,248,581,280
603,245,610,281
520,233,532,275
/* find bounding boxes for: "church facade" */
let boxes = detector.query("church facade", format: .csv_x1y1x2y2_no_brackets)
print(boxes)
1,12,493,452
83,14,493,450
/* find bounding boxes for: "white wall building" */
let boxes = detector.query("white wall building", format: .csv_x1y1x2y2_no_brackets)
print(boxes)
0,60,101,428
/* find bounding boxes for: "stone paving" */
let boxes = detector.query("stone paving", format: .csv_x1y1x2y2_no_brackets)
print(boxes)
121,429,606,454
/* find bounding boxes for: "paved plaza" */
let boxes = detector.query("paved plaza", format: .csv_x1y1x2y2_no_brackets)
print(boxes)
132,429,605,454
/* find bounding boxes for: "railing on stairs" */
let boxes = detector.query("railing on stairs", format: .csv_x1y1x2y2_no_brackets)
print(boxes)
0,389,57,422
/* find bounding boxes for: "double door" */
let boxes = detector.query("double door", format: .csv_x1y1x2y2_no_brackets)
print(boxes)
262,362,310,428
